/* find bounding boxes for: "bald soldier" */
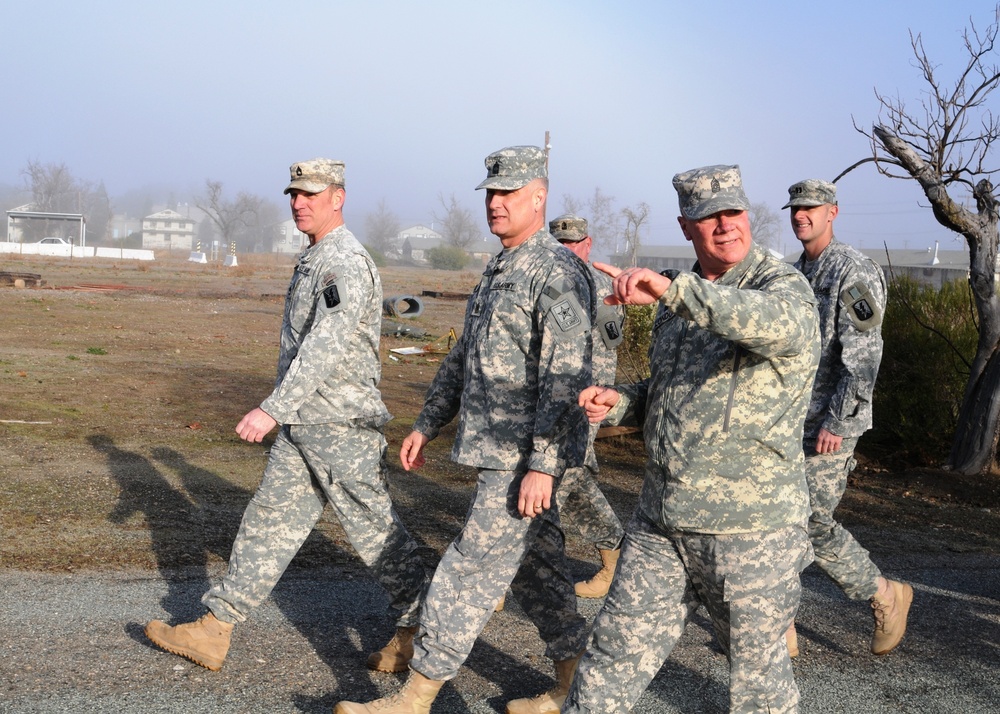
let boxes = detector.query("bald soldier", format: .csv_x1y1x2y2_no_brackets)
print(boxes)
784,179,912,658
336,146,595,714
568,165,819,714
144,159,429,673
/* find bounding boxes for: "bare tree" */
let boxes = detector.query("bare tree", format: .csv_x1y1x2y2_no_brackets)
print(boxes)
19,160,111,243
749,201,781,251
561,187,622,256
235,198,283,253
841,5,1000,475
364,199,402,256
197,180,263,253
433,193,479,249
620,202,651,268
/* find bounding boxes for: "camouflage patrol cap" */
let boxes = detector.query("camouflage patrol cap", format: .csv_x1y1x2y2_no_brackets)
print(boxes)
549,213,589,242
283,158,345,195
672,164,751,220
476,145,547,190
782,179,837,208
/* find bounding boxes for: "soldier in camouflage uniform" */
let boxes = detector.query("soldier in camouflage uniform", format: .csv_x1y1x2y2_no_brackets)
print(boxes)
549,213,626,599
335,146,595,714
567,165,820,714
784,179,912,658
145,158,429,674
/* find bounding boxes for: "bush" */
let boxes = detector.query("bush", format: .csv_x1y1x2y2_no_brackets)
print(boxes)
364,245,387,267
616,304,656,382
867,276,978,465
427,245,469,271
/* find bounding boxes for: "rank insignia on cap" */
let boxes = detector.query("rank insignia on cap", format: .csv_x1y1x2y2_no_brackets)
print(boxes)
711,178,720,193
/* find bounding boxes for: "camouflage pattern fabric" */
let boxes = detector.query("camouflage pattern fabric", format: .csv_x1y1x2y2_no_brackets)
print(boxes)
409,229,595,680
609,242,820,533
205,423,428,626
412,468,587,680
568,242,819,712
793,236,886,440
564,516,811,714
205,226,427,626
260,225,390,427
795,237,888,600
557,267,625,551
412,229,595,475
672,164,752,220
802,436,882,600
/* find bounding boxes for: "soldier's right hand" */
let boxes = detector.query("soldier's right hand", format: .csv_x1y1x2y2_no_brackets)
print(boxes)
400,430,429,471
579,385,620,424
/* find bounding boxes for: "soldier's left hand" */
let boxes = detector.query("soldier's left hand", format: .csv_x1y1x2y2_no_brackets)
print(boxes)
518,470,554,518
236,407,278,443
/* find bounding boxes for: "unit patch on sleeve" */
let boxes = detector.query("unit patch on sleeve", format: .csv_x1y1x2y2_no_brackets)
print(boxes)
839,281,881,332
318,273,348,315
596,303,624,349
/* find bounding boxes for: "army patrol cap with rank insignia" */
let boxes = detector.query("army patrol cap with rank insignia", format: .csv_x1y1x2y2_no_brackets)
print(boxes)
283,158,346,195
672,164,752,220
476,145,547,190
549,213,588,243
782,178,837,209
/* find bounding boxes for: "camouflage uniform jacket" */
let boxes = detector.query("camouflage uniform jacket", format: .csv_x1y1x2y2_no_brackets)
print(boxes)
260,225,390,427
609,243,820,533
584,266,624,471
413,230,595,476
794,236,887,440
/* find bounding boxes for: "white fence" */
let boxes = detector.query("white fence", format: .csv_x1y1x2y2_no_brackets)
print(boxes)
0,242,155,261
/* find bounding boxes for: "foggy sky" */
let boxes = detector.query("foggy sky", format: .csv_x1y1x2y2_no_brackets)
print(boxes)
4,0,997,254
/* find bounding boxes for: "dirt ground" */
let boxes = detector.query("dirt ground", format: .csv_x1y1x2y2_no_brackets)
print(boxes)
1,252,998,577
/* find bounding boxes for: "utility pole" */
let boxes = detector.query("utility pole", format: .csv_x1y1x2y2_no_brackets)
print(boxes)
544,130,551,221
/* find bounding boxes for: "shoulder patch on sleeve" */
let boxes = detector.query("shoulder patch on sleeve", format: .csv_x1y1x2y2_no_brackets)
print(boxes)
318,273,348,315
540,285,589,335
596,303,625,349
839,281,881,332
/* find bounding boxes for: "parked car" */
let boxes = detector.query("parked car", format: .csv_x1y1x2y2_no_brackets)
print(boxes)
36,237,71,245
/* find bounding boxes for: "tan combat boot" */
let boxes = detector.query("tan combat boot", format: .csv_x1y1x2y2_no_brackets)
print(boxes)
144,612,234,671
871,579,914,655
334,670,444,714
785,622,799,658
367,626,418,673
505,654,581,714
574,548,620,598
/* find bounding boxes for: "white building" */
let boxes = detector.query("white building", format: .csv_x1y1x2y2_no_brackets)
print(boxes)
141,209,196,251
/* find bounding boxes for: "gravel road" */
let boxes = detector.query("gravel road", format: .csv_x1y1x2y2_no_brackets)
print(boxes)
2,545,997,714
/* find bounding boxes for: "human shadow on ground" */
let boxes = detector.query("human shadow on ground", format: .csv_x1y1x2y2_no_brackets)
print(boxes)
93,435,432,681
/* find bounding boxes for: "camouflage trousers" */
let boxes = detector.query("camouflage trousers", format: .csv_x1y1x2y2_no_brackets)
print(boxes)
204,423,428,627
556,460,625,552
804,437,882,600
412,468,588,681
564,517,811,714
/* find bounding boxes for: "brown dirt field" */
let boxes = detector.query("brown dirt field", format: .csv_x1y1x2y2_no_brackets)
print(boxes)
1,252,998,577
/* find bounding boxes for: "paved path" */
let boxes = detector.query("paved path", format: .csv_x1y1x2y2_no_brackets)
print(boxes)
2,548,997,713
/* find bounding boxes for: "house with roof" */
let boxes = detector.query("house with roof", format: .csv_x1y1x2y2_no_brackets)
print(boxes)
141,209,196,251
398,225,444,264
273,218,309,255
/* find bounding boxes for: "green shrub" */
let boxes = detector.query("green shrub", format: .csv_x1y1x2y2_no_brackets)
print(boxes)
616,304,656,382
364,245,387,267
427,245,469,271
868,276,978,465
